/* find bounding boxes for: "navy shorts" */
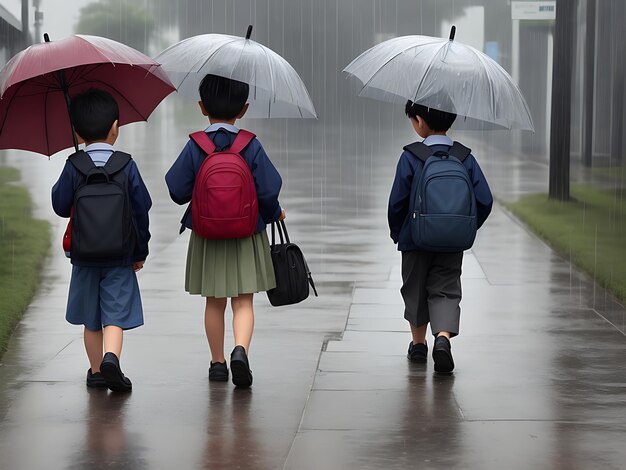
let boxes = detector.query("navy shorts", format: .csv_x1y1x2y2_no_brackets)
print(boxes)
66,265,144,331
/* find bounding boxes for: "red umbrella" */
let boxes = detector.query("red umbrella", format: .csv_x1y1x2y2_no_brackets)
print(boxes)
0,34,175,156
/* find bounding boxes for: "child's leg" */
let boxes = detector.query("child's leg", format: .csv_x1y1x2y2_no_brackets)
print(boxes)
410,323,428,345
205,297,228,363
103,325,124,358
231,293,254,352
84,327,103,372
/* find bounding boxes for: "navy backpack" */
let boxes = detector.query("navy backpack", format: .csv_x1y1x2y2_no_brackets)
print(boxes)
404,141,477,252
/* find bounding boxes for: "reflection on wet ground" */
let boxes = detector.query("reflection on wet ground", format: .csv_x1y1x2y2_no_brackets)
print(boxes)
0,100,625,469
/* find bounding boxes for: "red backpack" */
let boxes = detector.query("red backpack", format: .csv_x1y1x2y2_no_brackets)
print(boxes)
189,130,258,240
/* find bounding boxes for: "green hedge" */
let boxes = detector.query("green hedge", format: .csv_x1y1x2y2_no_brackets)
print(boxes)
0,167,50,355
506,184,626,303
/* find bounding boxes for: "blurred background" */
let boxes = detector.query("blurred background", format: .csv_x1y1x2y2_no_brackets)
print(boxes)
1,2,625,468
1,0,625,305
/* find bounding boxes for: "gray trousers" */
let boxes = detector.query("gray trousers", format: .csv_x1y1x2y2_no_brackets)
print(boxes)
401,250,463,337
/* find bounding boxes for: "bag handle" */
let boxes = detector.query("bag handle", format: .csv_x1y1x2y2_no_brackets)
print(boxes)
279,219,290,244
270,220,319,297
271,219,289,247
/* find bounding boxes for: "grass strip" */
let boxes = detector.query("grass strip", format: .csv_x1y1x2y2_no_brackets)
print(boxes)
0,167,50,356
505,184,626,303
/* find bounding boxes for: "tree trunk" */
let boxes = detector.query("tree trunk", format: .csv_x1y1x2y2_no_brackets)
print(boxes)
610,0,625,164
581,0,596,167
549,0,577,200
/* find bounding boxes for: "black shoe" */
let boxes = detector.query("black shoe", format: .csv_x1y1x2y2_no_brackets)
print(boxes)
407,341,428,363
230,346,253,388
432,336,455,374
86,368,107,388
100,352,133,392
209,361,229,382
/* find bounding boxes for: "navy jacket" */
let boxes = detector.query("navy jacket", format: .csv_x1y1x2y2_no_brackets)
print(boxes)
388,136,493,252
51,151,152,267
165,129,282,234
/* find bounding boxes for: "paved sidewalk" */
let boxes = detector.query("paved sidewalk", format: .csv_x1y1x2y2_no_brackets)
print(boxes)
1,111,625,469
285,136,626,469
285,205,626,469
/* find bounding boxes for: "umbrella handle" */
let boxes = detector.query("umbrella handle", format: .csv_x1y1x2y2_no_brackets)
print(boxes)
58,71,79,153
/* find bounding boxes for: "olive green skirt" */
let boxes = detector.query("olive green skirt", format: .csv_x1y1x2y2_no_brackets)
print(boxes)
185,230,276,298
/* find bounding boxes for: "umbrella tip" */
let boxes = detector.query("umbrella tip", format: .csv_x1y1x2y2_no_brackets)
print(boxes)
449,25,456,41
246,25,253,40
43,33,50,43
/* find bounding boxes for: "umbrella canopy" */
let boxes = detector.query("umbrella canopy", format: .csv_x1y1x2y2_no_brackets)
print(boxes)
0,34,175,156
343,27,534,131
155,26,316,119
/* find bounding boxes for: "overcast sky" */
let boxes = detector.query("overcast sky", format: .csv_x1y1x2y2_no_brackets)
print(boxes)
4,0,91,41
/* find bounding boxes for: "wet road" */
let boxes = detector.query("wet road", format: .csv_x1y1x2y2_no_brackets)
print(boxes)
1,101,626,469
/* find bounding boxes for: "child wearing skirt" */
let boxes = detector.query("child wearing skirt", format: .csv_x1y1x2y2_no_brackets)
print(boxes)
165,74,285,388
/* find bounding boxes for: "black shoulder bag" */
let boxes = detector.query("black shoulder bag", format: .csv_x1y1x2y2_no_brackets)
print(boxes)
266,220,318,306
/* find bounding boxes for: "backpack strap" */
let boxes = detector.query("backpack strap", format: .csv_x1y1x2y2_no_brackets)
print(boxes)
68,150,96,175
103,152,132,175
189,129,256,156
69,150,131,175
404,140,472,163
448,141,472,162
403,142,432,163
229,129,256,155
189,131,217,155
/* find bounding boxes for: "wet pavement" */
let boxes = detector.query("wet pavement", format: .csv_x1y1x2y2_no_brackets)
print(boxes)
1,103,626,469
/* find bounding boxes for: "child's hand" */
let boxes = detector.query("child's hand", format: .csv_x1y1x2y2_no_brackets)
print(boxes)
279,209,286,221
133,261,145,272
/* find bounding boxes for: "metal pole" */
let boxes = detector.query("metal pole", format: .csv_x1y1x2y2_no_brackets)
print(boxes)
33,0,43,44
21,0,29,47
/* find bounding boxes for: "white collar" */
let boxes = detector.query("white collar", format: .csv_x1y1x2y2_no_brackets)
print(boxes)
422,135,453,146
84,142,114,152
205,122,239,133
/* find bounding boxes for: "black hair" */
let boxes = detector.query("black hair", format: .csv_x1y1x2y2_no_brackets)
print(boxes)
69,89,119,142
198,74,249,120
405,100,457,132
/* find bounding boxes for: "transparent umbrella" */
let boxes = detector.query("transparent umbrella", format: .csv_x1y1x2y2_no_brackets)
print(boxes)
155,26,316,119
343,26,534,131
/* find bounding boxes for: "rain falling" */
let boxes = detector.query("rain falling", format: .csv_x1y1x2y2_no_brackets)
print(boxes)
0,1,625,468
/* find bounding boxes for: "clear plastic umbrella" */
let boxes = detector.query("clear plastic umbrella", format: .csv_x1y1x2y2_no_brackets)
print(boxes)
343,27,534,131
155,26,316,119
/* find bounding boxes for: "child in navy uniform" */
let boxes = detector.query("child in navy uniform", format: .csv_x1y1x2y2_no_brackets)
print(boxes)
165,74,285,388
388,101,493,373
52,89,152,392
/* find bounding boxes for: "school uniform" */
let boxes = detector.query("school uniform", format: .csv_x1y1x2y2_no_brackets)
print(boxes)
388,135,493,336
165,123,282,298
51,143,152,331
